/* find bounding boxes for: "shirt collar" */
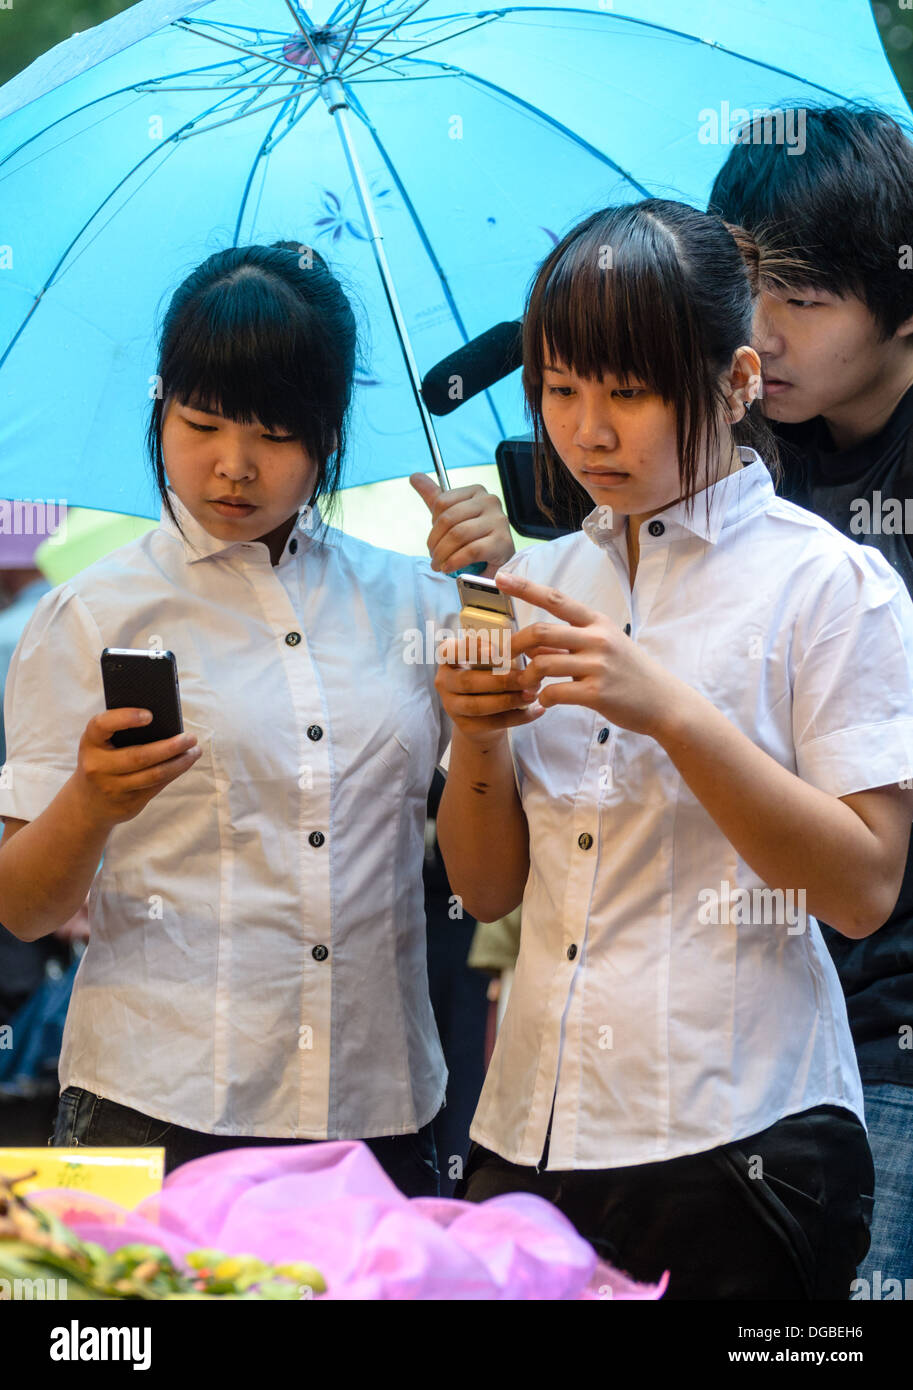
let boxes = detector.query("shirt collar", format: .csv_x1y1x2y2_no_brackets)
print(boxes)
581,448,773,550
159,487,320,566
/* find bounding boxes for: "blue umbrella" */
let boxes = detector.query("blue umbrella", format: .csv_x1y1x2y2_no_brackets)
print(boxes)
0,0,906,517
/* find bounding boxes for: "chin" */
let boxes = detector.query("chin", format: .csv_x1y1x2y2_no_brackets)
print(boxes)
760,394,819,426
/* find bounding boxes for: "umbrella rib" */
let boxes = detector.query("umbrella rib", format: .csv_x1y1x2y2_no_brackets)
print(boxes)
335,1,433,75
340,14,503,79
170,86,324,139
233,100,301,242
411,5,855,101
400,58,652,195
0,58,269,173
332,0,371,69
351,103,508,440
172,19,322,82
0,89,254,369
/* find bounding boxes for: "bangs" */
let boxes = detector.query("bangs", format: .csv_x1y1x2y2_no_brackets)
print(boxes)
162,271,334,445
524,207,710,406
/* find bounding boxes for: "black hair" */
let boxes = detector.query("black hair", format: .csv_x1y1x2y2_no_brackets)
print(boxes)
707,103,913,338
522,198,782,529
146,241,359,537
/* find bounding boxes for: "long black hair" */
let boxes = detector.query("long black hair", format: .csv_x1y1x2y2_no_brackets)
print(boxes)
147,241,359,537
521,198,789,529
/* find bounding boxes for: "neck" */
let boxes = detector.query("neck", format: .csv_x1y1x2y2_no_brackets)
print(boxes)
821,357,913,451
626,440,743,578
255,512,299,567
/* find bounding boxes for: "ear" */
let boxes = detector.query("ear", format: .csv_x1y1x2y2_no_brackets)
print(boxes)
894,311,913,342
723,346,762,419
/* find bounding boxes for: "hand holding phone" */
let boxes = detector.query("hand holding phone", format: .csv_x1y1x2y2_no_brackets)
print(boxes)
456,574,522,672
64,649,201,830
73,707,202,830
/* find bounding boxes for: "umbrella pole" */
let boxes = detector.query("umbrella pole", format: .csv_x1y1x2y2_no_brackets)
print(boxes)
320,77,452,493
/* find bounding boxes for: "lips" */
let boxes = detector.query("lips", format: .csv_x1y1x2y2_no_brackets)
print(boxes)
209,498,258,517
582,470,630,483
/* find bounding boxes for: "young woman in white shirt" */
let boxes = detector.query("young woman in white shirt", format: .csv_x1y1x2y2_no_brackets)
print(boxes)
0,241,514,1193
434,199,913,1296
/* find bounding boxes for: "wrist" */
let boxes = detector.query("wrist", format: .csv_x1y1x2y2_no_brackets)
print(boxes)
452,723,509,755
644,678,708,749
63,773,117,840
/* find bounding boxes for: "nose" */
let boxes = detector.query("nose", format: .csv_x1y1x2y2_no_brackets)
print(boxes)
214,430,257,480
752,295,786,362
573,399,618,451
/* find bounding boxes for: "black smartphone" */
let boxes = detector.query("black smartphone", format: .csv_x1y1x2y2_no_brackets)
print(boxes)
100,648,184,748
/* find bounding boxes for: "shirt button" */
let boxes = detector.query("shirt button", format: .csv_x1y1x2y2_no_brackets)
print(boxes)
311,944,329,962
623,623,632,636
289,538,298,554
597,727,610,744
577,832,594,851
648,520,664,537
307,724,323,741
308,830,325,848
285,631,302,646
567,944,578,961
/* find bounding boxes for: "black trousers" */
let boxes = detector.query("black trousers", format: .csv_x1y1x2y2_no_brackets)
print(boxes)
52,1085,440,1197
454,1104,874,1299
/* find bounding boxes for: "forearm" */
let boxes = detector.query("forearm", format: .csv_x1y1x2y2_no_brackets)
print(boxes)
437,730,529,922
654,685,898,938
0,777,110,941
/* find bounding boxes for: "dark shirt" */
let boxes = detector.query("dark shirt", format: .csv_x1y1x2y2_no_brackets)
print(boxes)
772,385,913,1087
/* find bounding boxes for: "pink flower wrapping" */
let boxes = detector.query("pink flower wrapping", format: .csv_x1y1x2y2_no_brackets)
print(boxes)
33,1140,668,1300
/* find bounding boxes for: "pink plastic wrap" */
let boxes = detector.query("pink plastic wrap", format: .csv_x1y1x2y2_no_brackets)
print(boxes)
32,1140,668,1300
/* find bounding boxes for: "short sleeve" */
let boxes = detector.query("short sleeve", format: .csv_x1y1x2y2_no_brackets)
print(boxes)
792,546,913,796
0,583,104,823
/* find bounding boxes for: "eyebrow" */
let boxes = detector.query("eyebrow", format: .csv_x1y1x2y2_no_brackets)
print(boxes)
542,364,566,374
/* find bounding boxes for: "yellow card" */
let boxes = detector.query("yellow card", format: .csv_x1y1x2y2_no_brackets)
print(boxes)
0,1148,164,1208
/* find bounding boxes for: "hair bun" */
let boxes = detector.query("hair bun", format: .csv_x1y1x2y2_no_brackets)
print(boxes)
270,239,329,273
723,222,761,296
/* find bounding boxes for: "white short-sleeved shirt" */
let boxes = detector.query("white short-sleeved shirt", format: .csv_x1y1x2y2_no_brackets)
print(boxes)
470,449,913,1171
0,487,459,1138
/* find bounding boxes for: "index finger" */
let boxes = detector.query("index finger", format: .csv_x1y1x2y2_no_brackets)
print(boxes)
494,570,597,628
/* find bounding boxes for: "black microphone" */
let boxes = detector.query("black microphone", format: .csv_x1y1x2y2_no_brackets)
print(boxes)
421,320,523,416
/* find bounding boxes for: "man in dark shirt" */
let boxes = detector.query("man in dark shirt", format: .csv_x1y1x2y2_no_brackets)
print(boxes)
709,103,913,1293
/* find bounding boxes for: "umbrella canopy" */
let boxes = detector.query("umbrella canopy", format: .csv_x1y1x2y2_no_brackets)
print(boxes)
0,0,906,518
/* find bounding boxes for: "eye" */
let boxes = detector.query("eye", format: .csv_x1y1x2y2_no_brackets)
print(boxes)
546,385,573,397
787,299,820,309
613,388,643,399
262,433,297,443
186,420,216,432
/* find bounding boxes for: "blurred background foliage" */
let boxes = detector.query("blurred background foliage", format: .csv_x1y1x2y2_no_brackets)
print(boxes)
0,1,911,104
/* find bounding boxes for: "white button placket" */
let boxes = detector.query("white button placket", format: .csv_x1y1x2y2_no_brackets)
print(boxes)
250,552,333,1133
545,528,673,1167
